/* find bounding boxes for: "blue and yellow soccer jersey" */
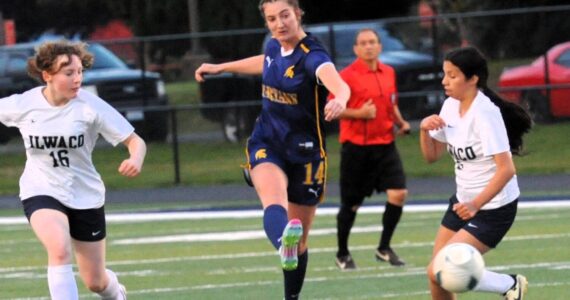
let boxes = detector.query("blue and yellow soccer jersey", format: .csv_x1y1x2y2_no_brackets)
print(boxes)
250,34,332,163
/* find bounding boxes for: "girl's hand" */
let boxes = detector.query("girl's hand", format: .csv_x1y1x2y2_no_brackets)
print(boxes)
420,114,446,131
118,158,142,177
195,63,222,82
324,98,346,121
452,202,479,220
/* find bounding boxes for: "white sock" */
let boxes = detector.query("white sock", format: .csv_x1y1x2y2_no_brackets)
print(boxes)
47,264,78,300
473,270,515,293
98,269,125,300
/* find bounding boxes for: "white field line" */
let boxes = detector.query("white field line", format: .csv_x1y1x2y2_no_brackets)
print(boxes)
1,199,569,226
7,263,570,299
2,232,569,275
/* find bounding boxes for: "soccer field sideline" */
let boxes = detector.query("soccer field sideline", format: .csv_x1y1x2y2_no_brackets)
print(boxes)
1,198,569,226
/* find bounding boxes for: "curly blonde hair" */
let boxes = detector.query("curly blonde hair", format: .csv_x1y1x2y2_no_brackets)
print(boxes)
27,40,94,83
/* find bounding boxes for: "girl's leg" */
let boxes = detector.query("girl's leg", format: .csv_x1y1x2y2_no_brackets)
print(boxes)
251,162,290,249
427,226,519,299
30,209,78,300
282,202,317,300
426,225,459,300
74,239,126,299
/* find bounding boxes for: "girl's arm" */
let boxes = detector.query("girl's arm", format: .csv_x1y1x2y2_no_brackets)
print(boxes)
454,152,516,219
317,64,350,121
419,114,447,163
118,133,147,177
195,55,265,82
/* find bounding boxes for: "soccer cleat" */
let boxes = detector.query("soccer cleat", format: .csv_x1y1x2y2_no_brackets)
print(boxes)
503,274,528,300
119,284,127,300
375,248,405,266
279,219,303,271
335,254,357,270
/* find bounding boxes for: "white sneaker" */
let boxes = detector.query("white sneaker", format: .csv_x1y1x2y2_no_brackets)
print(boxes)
503,274,527,300
119,284,127,300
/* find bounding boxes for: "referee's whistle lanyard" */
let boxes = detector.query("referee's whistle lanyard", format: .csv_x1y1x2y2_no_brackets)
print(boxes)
363,72,385,145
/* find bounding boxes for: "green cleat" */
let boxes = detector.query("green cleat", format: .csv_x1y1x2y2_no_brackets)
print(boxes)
279,219,303,271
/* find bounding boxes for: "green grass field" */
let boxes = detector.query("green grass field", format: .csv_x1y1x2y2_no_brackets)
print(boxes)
1,121,569,196
1,203,569,299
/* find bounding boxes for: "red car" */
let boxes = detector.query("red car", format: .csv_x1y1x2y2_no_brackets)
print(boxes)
498,41,570,121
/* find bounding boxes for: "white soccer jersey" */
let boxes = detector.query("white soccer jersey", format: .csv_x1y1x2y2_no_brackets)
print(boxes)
430,91,519,210
0,87,134,209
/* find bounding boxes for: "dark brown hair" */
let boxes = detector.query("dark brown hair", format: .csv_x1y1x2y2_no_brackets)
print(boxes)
354,28,381,45
27,40,94,83
444,46,532,155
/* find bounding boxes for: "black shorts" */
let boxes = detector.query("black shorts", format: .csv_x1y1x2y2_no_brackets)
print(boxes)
22,195,106,242
441,195,518,248
340,142,406,200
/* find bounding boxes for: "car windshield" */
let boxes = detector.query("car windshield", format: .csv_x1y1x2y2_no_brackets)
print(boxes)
331,26,405,57
306,23,406,58
556,49,570,67
88,44,129,70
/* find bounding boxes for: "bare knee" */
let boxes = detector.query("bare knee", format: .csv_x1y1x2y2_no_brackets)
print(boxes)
426,261,438,285
82,273,107,293
388,189,407,206
47,246,73,265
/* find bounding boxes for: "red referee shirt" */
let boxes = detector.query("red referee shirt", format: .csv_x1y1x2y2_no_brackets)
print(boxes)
333,58,398,145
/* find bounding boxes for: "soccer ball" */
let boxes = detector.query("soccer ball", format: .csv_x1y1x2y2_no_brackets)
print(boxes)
432,243,485,293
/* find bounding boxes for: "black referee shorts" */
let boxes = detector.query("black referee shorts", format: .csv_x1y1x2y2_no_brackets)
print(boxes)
22,195,107,242
340,142,406,200
441,195,518,248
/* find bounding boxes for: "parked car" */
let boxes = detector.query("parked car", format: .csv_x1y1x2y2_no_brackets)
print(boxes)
199,21,444,142
0,42,169,144
498,41,570,122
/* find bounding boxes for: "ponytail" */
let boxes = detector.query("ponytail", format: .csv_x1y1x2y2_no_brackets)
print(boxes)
482,86,532,155
445,46,532,155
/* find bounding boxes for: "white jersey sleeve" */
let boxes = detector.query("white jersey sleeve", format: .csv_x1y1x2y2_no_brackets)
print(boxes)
473,104,510,156
429,98,454,143
80,90,134,146
0,95,22,127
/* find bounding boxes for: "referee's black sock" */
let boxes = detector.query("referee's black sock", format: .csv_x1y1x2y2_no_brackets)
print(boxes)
283,250,308,300
379,202,402,250
336,204,357,257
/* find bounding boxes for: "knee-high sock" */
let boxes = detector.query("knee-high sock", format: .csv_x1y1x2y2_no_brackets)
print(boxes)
473,270,516,293
336,204,357,257
48,264,78,300
98,269,124,300
379,202,403,250
283,250,308,300
263,204,289,250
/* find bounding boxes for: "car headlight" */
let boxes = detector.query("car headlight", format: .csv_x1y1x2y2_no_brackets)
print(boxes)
83,85,98,96
156,80,166,97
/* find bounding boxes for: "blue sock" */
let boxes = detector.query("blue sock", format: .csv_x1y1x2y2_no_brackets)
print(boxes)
263,204,289,250
283,250,308,300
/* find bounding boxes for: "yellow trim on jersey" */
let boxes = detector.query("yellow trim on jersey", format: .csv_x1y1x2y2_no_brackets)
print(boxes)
241,139,251,170
319,155,328,203
314,85,326,158
300,43,310,53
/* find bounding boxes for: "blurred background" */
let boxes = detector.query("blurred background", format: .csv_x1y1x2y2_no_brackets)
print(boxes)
0,0,569,196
